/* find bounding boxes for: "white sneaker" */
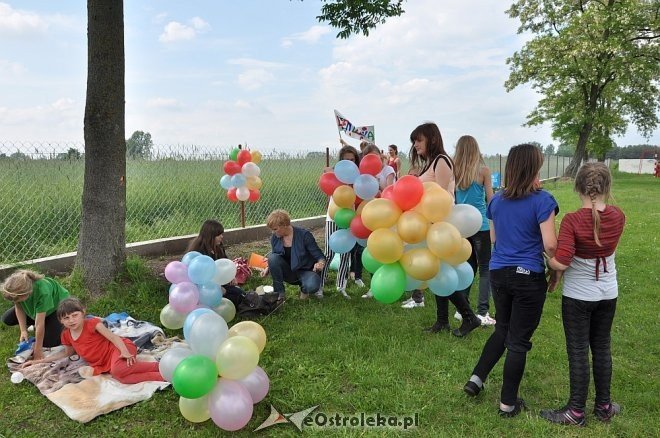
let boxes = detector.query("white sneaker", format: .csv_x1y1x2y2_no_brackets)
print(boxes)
315,289,324,299
454,311,463,321
478,313,496,326
338,288,351,299
354,279,365,288
361,290,373,299
401,297,414,305
401,300,425,309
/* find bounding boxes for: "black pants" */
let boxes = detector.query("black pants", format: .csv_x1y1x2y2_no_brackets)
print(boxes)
470,267,547,405
455,230,492,315
223,284,247,308
1,306,63,347
434,292,476,323
562,296,617,411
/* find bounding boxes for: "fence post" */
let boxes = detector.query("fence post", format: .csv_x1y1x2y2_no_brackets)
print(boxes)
547,154,550,178
556,154,559,177
499,154,502,176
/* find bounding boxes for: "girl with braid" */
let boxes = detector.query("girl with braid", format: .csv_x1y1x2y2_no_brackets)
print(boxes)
540,163,625,426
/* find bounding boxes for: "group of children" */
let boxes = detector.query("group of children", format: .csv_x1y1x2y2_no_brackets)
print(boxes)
1,124,626,427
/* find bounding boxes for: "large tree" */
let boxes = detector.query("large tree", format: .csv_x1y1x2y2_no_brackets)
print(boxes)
505,0,660,177
126,130,153,159
78,0,404,292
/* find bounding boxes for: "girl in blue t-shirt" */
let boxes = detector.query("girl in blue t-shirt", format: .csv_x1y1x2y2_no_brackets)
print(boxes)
462,144,558,418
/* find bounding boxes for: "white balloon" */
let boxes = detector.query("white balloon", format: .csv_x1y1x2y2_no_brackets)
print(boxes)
212,297,236,323
213,259,237,286
159,346,193,382
236,186,250,201
241,162,261,178
446,204,482,238
187,312,229,360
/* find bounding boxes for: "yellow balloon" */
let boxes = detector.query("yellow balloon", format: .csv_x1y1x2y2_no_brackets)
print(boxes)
361,198,402,231
415,186,453,223
422,181,443,192
367,228,404,264
426,222,462,259
332,185,356,209
397,211,429,244
228,321,267,353
400,248,440,281
216,336,260,380
442,238,472,265
179,396,211,423
246,175,263,190
250,150,262,164
328,197,340,220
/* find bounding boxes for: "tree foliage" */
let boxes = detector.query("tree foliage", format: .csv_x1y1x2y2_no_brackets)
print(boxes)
506,0,660,176
315,0,405,39
126,130,153,158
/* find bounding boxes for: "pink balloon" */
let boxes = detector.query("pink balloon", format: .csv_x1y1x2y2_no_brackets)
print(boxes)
237,366,269,404
165,261,190,284
169,282,200,314
208,379,254,431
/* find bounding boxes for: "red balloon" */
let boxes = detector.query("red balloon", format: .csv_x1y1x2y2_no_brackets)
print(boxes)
224,160,241,176
349,215,372,239
237,149,252,166
392,175,424,211
227,187,238,202
381,185,394,200
359,154,382,176
319,172,342,196
354,195,363,208
248,189,260,202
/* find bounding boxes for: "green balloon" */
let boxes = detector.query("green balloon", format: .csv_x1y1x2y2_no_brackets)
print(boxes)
334,208,356,229
361,247,383,273
371,262,406,304
229,148,240,161
172,355,218,399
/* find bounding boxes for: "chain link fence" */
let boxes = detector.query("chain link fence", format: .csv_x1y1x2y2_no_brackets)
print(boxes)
0,141,574,264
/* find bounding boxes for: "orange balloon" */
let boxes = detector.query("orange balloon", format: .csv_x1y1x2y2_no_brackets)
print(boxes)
442,238,472,265
426,222,462,259
400,248,440,281
397,211,429,244
356,200,367,216
332,185,356,209
422,181,442,192
250,150,262,164
246,175,263,190
414,185,453,223
367,228,404,264
327,197,340,219
361,199,402,231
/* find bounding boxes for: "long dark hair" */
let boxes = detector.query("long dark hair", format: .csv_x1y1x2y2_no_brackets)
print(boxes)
409,122,451,175
503,144,544,199
187,220,227,260
339,145,360,164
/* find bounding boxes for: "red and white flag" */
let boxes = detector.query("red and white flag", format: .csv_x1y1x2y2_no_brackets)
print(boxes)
334,110,375,142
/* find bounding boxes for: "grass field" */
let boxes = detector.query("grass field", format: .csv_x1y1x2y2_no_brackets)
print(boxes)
2,172,652,437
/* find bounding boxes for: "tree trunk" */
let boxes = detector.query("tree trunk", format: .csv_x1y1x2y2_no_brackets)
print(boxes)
77,0,126,294
564,122,592,178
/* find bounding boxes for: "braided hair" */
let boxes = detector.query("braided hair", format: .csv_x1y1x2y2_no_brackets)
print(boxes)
574,162,612,247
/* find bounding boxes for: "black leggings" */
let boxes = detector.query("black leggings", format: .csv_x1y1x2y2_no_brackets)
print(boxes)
1,307,63,347
562,296,617,411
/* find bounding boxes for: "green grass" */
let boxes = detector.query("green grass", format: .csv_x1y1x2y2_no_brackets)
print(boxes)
1,172,657,437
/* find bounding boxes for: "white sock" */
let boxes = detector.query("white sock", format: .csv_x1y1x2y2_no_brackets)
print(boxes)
469,375,483,388
500,403,515,412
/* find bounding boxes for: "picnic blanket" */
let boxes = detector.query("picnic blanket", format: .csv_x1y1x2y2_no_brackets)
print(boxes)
7,314,178,423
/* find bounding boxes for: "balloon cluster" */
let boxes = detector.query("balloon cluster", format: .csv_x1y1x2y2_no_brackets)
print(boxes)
159,319,270,431
219,147,263,203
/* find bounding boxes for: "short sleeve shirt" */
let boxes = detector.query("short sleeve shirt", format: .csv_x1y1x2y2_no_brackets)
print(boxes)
20,278,70,319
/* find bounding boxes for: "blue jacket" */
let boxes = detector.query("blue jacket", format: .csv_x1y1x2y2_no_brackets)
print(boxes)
270,226,325,272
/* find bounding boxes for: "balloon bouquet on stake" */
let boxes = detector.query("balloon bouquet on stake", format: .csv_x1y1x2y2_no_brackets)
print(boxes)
219,146,263,227
159,252,271,431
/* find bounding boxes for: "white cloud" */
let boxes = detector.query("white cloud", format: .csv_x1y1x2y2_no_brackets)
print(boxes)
281,25,330,47
0,2,47,36
146,97,182,109
228,58,286,69
0,59,26,76
237,69,275,91
159,17,210,43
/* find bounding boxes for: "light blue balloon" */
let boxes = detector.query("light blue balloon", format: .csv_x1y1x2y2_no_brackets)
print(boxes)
231,173,246,188
181,251,202,266
187,255,216,284
405,275,424,291
334,159,360,184
220,174,233,189
183,308,214,340
356,238,368,247
454,262,475,291
328,229,357,254
169,283,176,294
428,264,458,297
353,174,380,200
198,282,222,308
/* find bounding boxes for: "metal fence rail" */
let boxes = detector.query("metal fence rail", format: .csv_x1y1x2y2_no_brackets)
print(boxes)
0,141,573,264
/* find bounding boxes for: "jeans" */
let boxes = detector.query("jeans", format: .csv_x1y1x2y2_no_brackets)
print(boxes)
562,296,617,410
456,231,492,315
471,267,547,405
267,253,321,298
1,307,63,347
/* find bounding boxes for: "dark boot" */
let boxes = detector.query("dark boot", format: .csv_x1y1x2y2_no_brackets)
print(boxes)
449,292,480,337
424,321,450,333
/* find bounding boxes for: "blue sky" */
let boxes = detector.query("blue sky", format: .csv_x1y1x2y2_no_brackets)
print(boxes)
1,1,657,155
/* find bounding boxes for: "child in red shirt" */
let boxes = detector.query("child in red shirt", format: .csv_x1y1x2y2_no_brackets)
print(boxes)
22,298,164,384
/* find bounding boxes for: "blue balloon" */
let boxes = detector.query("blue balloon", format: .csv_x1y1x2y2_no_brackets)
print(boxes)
187,255,216,284
181,251,202,266
356,238,368,247
231,173,246,188
198,282,222,308
353,174,380,200
220,174,233,189
328,229,357,254
169,283,176,294
183,307,214,340
405,275,424,292
454,262,475,290
428,264,458,297
334,160,360,184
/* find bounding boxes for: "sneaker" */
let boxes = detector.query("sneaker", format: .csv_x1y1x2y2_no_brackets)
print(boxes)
463,380,483,397
454,311,463,321
499,398,527,418
401,297,414,305
361,290,373,299
539,406,586,426
402,300,425,309
300,292,309,300
477,313,496,326
354,279,365,288
593,402,621,422
424,321,450,333
338,288,351,299
452,315,481,337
